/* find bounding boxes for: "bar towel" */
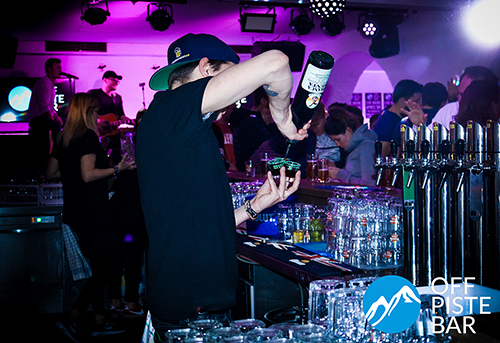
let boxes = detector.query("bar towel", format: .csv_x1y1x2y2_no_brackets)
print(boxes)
62,223,92,281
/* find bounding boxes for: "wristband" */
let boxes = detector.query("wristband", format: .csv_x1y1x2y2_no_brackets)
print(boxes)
244,200,259,220
113,165,120,175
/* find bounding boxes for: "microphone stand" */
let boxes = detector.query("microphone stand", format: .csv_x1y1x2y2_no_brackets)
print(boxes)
139,82,146,109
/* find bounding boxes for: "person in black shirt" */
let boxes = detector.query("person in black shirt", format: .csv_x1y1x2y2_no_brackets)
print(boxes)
136,33,309,339
46,93,135,341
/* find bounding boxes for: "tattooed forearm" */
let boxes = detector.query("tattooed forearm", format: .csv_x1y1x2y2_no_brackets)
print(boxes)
263,85,279,97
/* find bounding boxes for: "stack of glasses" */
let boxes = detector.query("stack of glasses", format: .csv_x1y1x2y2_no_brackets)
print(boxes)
230,181,263,209
307,277,452,343
276,203,327,243
324,190,403,269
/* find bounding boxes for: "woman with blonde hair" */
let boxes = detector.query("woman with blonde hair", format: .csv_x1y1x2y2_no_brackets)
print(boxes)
46,92,135,341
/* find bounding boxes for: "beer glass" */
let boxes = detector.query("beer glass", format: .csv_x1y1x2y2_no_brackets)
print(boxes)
307,154,318,182
317,159,329,183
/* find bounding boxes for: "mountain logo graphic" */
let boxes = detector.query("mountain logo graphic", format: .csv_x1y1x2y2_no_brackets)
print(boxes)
362,275,421,333
8,86,32,112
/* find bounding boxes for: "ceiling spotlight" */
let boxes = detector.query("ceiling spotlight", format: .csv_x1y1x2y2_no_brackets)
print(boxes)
240,7,277,33
147,3,175,31
321,13,345,37
309,0,346,19
358,13,379,39
81,0,110,25
290,9,315,36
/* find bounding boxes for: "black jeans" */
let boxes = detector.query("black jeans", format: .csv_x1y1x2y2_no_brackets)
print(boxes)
152,310,232,343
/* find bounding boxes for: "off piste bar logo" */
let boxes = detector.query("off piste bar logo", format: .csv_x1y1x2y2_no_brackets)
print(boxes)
362,276,494,334
362,275,421,333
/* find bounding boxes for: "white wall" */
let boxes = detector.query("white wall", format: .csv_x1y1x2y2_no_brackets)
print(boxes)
1,1,499,119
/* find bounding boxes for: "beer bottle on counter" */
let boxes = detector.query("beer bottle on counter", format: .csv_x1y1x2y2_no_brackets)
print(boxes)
285,51,335,157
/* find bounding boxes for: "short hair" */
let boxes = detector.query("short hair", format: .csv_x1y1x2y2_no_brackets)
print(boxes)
253,86,269,108
168,59,227,89
392,79,423,103
461,66,499,85
44,58,61,74
422,82,448,108
325,108,360,136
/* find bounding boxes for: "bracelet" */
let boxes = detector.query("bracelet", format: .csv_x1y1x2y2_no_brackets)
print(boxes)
245,200,259,220
113,165,120,175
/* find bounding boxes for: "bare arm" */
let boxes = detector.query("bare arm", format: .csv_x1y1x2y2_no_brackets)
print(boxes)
202,50,308,141
45,157,61,180
234,167,301,226
80,154,136,183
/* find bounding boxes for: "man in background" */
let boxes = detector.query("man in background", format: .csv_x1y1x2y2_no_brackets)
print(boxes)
28,57,64,174
372,79,423,157
88,70,132,165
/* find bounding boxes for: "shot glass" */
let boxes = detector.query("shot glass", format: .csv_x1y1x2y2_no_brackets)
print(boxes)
245,328,283,342
205,327,242,343
230,319,266,334
187,319,223,333
165,328,202,343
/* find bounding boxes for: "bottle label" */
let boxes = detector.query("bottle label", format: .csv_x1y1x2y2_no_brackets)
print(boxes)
301,64,331,109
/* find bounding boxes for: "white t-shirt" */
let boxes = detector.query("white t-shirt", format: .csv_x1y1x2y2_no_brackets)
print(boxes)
430,102,460,130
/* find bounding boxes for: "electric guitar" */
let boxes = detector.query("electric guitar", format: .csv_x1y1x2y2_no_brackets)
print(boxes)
97,113,135,137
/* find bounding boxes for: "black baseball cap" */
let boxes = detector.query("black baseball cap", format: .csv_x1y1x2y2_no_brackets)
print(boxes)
149,33,240,91
102,70,123,80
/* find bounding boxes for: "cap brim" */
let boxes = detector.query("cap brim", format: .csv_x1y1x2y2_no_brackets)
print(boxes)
149,60,196,91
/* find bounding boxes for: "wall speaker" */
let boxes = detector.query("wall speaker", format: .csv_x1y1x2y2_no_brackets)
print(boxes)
369,26,400,58
0,36,18,69
252,41,306,72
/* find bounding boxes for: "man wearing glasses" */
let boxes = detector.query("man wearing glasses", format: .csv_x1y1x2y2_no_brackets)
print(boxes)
88,70,132,165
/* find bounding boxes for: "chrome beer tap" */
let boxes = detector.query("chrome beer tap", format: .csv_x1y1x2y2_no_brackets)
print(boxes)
437,140,454,189
388,141,402,187
404,140,417,188
374,140,385,186
454,139,467,193
419,140,431,190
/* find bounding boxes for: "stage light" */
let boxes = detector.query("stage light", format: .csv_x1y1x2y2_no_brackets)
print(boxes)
240,8,277,33
464,0,500,47
358,13,379,39
309,0,346,19
147,3,174,31
81,0,110,25
290,9,314,36
321,13,345,37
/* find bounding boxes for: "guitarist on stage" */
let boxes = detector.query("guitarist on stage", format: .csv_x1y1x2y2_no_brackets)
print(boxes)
88,70,133,165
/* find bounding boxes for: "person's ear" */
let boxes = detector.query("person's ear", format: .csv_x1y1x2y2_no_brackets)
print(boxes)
198,57,211,77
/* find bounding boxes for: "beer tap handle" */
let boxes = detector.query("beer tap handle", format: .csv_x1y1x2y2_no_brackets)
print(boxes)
391,168,400,187
406,170,414,188
457,172,464,193
439,172,448,189
375,141,382,161
456,139,465,160
376,169,383,186
421,140,430,158
406,140,415,159
390,140,398,160
422,170,430,189
374,140,383,186
440,140,451,159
